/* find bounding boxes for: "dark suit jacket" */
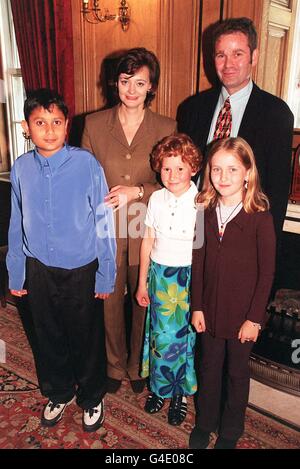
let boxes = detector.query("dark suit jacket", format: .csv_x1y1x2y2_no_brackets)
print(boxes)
191,208,276,338
177,83,294,239
82,105,176,265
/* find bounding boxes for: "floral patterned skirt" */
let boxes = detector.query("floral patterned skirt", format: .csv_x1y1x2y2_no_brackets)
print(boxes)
141,260,197,398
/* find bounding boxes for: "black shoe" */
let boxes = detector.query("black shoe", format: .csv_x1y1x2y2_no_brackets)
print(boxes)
144,393,165,414
168,395,187,426
130,379,146,394
106,377,122,393
214,436,237,449
189,426,210,449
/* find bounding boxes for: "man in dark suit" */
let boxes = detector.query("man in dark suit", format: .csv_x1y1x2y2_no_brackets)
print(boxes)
177,17,294,244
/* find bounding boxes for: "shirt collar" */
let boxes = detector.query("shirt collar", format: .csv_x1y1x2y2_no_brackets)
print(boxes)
221,79,253,103
34,144,70,172
164,181,198,206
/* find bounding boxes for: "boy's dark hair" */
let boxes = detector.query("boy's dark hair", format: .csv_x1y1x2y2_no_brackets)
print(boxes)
151,133,202,173
213,17,258,55
24,88,68,122
115,47,160,107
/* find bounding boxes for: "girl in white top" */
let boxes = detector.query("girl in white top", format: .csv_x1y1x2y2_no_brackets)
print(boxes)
136,134,202,426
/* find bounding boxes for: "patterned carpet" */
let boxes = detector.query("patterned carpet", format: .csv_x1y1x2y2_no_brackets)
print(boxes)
1,303,300,450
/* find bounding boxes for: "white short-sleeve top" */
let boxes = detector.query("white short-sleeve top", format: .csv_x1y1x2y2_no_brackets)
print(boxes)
144,182,198,267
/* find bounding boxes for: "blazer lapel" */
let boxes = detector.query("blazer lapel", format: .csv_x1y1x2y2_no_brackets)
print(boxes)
203,90,220,146
238,83,261,142
107,106,129,149
129,108,152,149
107,106,152,150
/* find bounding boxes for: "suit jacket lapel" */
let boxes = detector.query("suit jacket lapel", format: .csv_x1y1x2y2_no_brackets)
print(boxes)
107,106,152,150
238,83,261,141
130,108,152,149
107,105,129,149
202,89,220,149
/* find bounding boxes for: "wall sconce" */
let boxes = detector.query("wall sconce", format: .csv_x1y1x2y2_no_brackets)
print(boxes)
81,0,130,32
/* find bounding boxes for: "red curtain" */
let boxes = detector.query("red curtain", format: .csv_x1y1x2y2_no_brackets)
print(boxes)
11,0,75,127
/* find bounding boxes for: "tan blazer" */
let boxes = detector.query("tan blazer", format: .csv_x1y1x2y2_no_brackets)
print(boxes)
82,105,176,266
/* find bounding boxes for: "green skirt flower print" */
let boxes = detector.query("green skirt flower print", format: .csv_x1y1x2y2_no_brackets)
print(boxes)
141,260,197,398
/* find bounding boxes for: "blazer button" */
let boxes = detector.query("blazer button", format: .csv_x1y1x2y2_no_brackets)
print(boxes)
125,153,132,160
124,174,131,181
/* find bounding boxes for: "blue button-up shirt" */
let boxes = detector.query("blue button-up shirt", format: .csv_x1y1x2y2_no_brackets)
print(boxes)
7,144,116,293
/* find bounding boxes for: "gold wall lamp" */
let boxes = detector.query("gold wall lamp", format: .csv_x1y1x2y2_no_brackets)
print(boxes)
81,0,130,32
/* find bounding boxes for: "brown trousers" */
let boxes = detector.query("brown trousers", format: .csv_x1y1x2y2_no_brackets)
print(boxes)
104,241,146,381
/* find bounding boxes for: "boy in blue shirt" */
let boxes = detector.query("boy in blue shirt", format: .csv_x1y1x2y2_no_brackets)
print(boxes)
7,88,116,432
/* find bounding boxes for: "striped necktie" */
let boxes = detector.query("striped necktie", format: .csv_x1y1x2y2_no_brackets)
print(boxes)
213,97,232,140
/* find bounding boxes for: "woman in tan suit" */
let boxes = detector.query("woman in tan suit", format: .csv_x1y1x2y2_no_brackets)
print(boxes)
82,48,176,393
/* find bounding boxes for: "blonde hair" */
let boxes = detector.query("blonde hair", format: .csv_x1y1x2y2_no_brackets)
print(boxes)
196,137,269,213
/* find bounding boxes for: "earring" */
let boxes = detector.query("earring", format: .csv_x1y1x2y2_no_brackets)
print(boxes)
244,180,248,190
22,131,31,140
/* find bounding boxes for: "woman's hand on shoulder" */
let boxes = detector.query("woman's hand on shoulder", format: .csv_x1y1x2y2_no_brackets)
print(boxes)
192,310,206,333
105,185,141,211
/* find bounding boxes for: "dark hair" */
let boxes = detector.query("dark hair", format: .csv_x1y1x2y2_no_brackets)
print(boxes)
151,133,202,173
213,17,258,55
24,88,68,122
115,47,160,107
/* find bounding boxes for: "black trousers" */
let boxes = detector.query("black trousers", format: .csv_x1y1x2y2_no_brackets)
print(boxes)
25,257,106,409
195,331,253,440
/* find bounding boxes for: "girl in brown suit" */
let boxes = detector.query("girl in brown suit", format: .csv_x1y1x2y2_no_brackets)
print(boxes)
190,137,276,449
82,48,176,393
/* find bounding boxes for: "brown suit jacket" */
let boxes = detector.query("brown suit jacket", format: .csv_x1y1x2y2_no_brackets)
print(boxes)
191,207,276,338
82,105,176,266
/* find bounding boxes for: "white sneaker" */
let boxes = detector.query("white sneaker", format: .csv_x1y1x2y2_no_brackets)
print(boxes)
41,397,75,427
82,399,104,432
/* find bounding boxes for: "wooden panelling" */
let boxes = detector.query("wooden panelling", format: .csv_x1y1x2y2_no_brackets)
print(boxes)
72,0,200,118
223,0,265,26
71,0,297,119
273,0,291,6
198,0,222,92
72,0,159,115
262,26,286,96
256,0,296,100
157,0,199,116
